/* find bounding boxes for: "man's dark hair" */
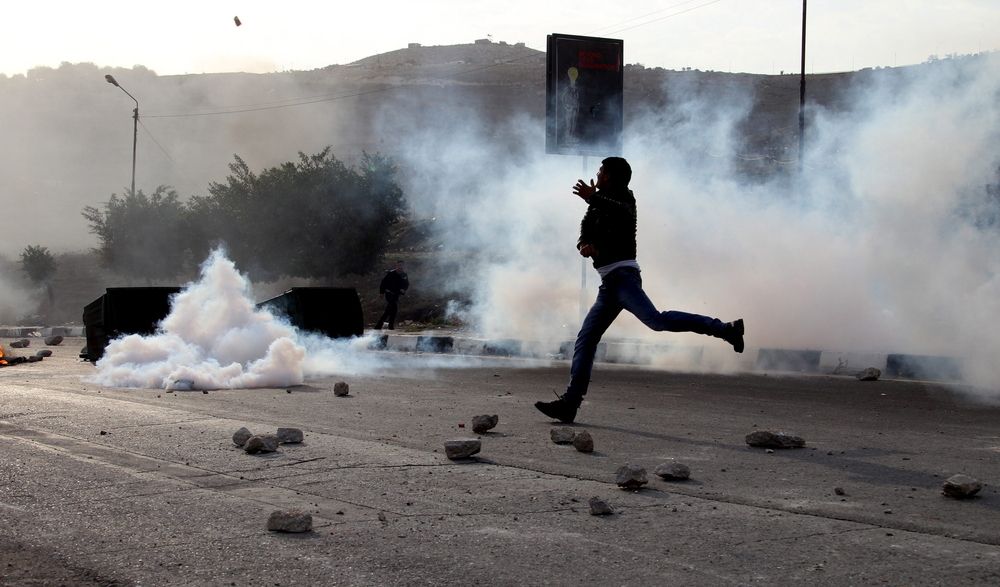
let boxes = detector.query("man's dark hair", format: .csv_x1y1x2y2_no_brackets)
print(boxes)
601,157,632,188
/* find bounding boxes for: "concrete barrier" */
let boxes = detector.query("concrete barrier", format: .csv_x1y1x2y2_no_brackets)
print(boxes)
885,354,962,381
416,336,454,353
756,349,822,373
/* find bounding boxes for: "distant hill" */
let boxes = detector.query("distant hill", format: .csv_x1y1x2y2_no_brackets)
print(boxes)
348,40,544,69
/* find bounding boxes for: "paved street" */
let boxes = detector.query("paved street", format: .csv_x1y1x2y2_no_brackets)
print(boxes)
1,338,999,585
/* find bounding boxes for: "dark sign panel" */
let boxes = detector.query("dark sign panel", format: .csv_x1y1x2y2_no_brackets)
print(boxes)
546,33,624,156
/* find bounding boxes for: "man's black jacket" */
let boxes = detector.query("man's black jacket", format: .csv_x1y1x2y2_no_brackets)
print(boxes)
577,186,637,269
379,270,409,296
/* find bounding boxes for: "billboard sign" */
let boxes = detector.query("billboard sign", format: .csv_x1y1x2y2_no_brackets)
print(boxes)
546,33,624,156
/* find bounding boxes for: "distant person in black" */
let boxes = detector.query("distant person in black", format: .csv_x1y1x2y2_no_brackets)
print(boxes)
376,260,408,330
535,157,745,424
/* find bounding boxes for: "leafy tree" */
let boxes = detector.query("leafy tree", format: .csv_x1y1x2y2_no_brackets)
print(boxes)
19,245,56,284
189,148,406,280
82,186,191,282
82,149,406,282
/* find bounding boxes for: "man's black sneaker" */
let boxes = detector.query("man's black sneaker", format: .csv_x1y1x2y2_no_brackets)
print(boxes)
535,397,578,423
724,319,745,353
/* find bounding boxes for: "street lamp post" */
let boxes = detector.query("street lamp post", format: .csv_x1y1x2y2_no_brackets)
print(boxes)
104,74,139,196
798,0,807,172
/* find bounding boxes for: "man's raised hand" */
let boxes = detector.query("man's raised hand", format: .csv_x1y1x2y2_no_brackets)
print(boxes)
573,179,596,201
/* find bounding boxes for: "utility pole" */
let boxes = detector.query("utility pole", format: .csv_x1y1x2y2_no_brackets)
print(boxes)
580,155,589,322
798,0,807,171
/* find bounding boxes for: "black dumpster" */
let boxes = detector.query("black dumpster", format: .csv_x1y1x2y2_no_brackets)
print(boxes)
82,287,180,362
257,287,363,339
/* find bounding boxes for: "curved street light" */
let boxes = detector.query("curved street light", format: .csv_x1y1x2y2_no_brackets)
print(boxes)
105,74,139,196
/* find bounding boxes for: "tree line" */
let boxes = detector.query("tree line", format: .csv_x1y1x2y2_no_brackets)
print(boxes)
79,148,406,283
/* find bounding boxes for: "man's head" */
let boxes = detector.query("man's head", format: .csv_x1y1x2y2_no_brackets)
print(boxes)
599,157,631,190
395,260,404,271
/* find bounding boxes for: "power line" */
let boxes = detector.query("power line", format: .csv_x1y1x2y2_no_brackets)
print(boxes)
587,0,710,35
138,120,176,164
602,0,727,36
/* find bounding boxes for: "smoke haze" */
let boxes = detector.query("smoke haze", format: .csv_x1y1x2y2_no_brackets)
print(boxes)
6,48,997,394
381,53,1000,390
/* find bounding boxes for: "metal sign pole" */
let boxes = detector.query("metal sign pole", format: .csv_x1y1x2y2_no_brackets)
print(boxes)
580,155,589,323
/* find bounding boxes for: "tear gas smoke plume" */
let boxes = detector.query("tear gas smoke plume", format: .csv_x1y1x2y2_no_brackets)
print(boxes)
381,54,1000,392
0,274,34,324
88,248,484,390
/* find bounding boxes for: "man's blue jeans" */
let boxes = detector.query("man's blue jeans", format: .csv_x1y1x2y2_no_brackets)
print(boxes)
563,266,725,404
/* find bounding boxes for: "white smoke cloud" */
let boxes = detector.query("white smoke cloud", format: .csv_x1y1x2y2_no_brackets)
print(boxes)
383,54,1000,390
88,248,490,390
88,249,307,389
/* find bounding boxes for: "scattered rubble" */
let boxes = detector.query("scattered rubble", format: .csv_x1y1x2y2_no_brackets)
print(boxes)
572,431,594,453
35,349,52,358
266,510,313,533
276,428,304,444
26,356,41,363
44,335,64,346
588,497,614,516
942,474,983,499
551,427,575,444
745,430,805,449
235,429,255,449
615,464,648,490
244,434,279,454
444,438,481,460
334,381,350,396
857,367,881,381
9,339,29,348
654,462,691,481
472,414,499,434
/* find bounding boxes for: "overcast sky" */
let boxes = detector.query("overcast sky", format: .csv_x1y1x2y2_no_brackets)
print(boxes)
2,0,997,76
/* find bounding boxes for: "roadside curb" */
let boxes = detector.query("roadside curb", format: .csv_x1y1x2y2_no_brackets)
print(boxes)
0,326,86,337
1,326,962,382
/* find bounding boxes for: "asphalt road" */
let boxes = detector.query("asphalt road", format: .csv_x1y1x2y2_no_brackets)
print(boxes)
1,338,999,585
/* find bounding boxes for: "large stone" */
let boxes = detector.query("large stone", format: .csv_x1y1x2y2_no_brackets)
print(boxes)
942,474,983,499
276,427,304,444
333,381,350,396
472,414,499,434
244,434,279,454
745,430,805,449
588,497,614,516
551,427,575,444
572,431,594,453
44,335,64,346
857,367,881,381
444,438,481,460
9,339,29,348
266,510,313,533
615,464,648,490
654,462,691,481
232,427,253,447
35,349,53,358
